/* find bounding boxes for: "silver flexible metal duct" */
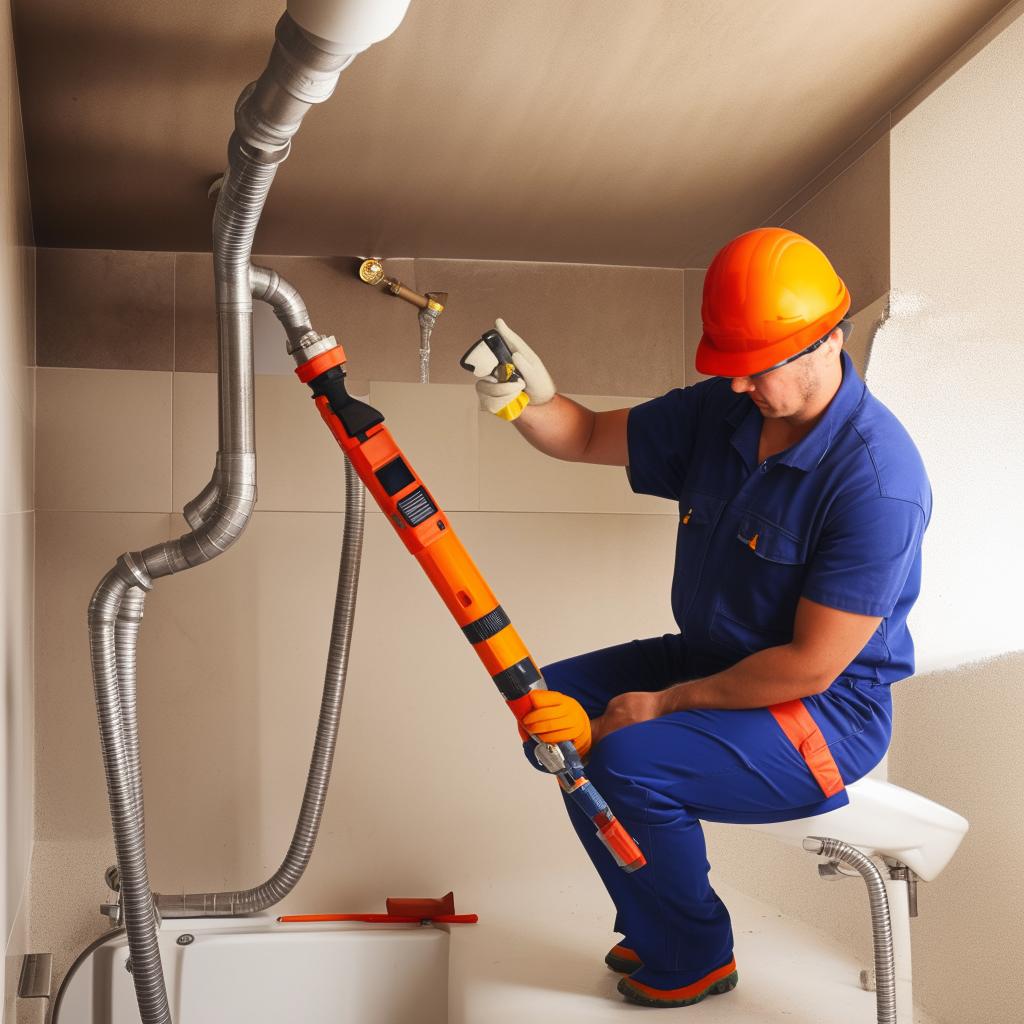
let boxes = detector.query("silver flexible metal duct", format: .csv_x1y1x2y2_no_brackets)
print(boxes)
155,455,364,917
183,265,316,531
804,837,897,1024
114,588,147,832
88,15,361,1023
88,568,165,1022
184,266,314,531
251,264,314,347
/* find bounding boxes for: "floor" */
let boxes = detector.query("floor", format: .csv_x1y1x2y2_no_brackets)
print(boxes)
447,879,940,1024
19,876,943,1023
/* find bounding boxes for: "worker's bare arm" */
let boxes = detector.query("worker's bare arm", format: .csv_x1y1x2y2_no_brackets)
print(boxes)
513,395,629,466
590,598,882,744
664,598,882,708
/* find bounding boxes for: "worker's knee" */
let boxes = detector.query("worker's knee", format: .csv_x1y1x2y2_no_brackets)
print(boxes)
538,661,589,705
584,728,649,808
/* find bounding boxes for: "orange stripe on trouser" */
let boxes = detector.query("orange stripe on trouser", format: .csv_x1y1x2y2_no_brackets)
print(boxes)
768,699,845,798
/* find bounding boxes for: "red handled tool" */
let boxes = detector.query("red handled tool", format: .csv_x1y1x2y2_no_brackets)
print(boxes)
280,893,478,925
279,914,478,924
294,340,645,873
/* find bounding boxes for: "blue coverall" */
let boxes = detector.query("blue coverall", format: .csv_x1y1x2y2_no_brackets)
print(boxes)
535,351,931,993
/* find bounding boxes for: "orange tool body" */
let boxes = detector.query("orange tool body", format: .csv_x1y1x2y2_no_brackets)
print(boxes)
296,345,645,873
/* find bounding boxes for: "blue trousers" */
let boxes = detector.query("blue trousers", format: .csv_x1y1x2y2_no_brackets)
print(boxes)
540,634,893,989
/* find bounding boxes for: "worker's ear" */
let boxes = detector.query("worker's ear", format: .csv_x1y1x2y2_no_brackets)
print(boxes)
835,319,854,348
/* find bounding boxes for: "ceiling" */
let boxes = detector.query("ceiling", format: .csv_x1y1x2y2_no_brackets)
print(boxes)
12,0,1013,267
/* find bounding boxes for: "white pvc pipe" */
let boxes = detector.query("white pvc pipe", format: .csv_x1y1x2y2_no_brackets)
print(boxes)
884,877,914,1023
287,0,412,51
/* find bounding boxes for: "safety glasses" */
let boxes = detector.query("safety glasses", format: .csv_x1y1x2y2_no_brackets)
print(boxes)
747,330,833,378
749,329,835,378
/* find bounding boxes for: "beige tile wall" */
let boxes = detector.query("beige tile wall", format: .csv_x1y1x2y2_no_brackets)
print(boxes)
411,260,687,396
35,368,172,513
35,250,173,370
173,254,419,386
683,268,708,385
2,1,35,1020
369,382,480,512
43,250,687,396
478,393,671,516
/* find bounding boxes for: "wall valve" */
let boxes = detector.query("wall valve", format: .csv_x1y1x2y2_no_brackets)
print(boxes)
358,258,445,312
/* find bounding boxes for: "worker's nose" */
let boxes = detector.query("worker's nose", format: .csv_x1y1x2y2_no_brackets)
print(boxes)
731,376,755,394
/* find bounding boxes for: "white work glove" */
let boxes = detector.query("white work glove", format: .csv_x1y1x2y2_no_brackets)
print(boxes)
475,318,557,421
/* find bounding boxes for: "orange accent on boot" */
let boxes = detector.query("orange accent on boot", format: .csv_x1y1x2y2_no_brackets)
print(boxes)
605,944,642,972
621,957,737,1003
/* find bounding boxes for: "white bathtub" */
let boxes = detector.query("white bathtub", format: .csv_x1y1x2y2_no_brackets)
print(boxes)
52,916,449,1023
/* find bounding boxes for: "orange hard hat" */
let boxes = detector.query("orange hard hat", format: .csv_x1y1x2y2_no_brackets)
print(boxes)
696,227,851,377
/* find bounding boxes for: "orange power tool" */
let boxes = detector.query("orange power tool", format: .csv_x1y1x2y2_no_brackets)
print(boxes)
295,340,645,873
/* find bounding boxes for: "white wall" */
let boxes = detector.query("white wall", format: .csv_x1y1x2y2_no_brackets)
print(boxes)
868,9,1024,669
865,10,1024,1022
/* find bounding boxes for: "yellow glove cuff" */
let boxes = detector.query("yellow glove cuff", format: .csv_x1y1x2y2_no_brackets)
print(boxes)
495,391,530,422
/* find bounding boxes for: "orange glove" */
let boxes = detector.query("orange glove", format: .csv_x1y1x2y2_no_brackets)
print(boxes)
517,690,592,757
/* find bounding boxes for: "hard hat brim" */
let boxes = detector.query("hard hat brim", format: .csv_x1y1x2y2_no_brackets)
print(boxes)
694,295,851,378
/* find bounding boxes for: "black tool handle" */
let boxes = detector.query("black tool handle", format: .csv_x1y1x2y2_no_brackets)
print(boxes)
460,330,521,383
480,329,514,367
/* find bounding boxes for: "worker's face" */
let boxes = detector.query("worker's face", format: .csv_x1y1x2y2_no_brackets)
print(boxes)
729,331,842,420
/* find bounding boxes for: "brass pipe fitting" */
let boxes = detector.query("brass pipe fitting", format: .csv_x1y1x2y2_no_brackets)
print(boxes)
358,258,445,312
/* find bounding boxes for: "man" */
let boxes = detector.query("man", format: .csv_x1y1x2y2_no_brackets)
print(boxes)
476,227,931,1008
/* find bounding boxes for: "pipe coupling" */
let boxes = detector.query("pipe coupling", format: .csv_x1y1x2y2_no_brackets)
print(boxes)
289,332,338,362
235,14,354,152
116,552,154,593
